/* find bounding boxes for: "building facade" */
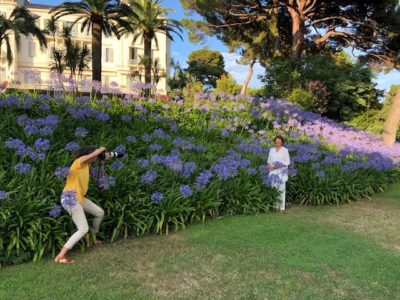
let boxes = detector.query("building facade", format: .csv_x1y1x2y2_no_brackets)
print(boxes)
0,0,171,93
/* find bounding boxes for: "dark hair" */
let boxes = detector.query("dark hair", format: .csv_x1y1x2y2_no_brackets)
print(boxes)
274,135,285,144
74,145,98,160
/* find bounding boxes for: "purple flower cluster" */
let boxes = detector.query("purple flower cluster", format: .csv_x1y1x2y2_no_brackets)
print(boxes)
0,191,9,201
151,192,164,203
14,163,32,174
183,161,197,178
263,174,283,187
111,161,124,171
16,114,59,136
99,176,116,190
34,138,50,152
180,185,193,198
141,170,157,185
137,159,149,169
6,137,48,161
210,151,250,181
55,166,70,178
65,141,80,152
61,190,77,210
125,135,137,144
49,204,62,218
74,127,89,138
172,137,195,151
115,145,126,153
194,169,213,190
149,144,163,151
258,97,400,171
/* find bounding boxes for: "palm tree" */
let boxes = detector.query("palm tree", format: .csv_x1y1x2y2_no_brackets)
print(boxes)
51,0,132,83
124,0,182,86
44,16,59,50
0,7,46,65
50,25,91,91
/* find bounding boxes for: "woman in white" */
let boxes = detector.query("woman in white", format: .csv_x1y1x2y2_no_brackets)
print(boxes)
267,136,290,212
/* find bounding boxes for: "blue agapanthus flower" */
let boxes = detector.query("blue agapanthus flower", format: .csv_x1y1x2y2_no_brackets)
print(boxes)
74,127,89,138
34,138,50,152
194,169,213,190
111,161,124,171
141,170,157,185
151,192,164,203
0,191,9,201
61,190,78,210
55,166,70,178
65,141,80,152
125,135,136,144
14,163,32,174
137,159,149,169
115,145,126,153
179,185,193,198
99,176,116,190
49,204,62,218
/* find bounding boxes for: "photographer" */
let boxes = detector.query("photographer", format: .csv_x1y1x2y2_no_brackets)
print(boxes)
54,145,110,264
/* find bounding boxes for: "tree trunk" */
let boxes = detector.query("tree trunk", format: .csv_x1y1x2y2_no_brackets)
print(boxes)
287,6,305,59
144,34,152,85
271,0,281,55
92,21,102,82
240,58,256,95
382,86,400,145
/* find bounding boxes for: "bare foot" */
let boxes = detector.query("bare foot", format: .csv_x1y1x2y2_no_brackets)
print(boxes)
95,239,104,245
54,256,75,264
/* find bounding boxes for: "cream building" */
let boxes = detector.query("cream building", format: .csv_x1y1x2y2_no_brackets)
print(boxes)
0,0,171,93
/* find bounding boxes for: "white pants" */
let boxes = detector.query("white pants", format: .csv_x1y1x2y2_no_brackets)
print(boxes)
63,198,104,249
273,182,286,211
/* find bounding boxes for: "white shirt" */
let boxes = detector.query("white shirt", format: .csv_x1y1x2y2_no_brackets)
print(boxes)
267,146,290,182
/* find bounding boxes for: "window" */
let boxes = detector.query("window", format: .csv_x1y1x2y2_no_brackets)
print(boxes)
28,41,36,57
105,48,114,63
129,47,136,60
129,47,137,64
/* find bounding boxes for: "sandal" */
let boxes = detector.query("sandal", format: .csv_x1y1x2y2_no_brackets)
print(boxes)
54,256,75,264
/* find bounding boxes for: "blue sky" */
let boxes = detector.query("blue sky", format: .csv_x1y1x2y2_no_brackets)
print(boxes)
31,0,399,91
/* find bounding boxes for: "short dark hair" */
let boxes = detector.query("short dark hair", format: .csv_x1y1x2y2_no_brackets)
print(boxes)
74,145,98,160
274,136,285,144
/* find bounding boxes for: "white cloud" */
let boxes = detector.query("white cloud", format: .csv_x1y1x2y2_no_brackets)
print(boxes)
221,52,264,88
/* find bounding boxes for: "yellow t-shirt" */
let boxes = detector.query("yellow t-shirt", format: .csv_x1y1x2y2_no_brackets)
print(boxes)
63,158,90,204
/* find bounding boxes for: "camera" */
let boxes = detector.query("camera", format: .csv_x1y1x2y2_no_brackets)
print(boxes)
98,150,124,161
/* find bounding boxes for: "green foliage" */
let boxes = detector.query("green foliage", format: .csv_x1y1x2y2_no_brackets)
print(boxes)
0,90,396,267
186,49,226,89
288,164,394,205
287,88,316,111
349,85,400,137
213,74,241,95
263,52,383,121
0,7,47,65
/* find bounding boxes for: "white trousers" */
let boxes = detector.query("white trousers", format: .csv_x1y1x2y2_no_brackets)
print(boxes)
273,182,286,211
63,198,104,249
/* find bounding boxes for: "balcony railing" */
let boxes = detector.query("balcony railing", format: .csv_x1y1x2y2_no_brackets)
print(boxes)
129,59,139,66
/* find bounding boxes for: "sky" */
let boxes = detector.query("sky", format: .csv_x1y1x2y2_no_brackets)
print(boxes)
30,0,399,91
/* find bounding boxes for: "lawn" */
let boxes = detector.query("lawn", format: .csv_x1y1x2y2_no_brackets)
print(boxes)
1,184,400,300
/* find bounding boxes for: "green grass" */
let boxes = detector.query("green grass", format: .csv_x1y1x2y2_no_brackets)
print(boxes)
2,184,400,300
